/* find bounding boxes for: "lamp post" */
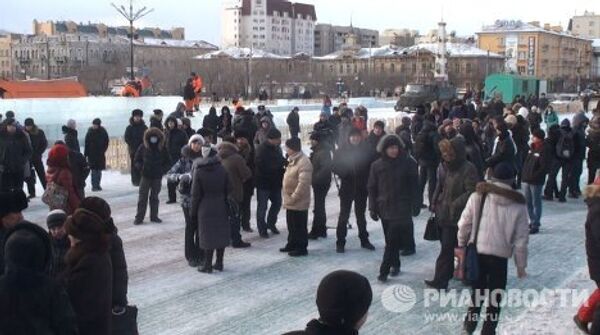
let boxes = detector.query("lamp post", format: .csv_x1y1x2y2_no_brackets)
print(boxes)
111,0,154,80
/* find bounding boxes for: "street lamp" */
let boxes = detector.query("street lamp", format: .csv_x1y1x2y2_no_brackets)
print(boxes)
111,0,154,80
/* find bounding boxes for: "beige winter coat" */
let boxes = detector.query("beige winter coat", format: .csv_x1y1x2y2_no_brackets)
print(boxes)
283,151,313,211
457,181,529,271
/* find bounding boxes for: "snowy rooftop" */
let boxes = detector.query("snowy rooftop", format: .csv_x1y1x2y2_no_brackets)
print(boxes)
194,47,287,60
479,19,589,41
134,38,218,50
593,39,600,48
314,43,504,60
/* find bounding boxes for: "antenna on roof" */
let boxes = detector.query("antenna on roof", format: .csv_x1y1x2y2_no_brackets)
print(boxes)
441,5,444,22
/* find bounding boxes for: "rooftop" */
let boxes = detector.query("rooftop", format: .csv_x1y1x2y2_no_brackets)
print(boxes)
313,43,504,60
195,47,286,59
241,0,316,20
478,20,590,41
136,38,218,50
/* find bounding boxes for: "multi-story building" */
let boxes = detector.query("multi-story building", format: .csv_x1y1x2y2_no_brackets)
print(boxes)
32,20,185,40
569,11,600,39
379,29,419,47
221,0,316,56
11,33,216,94
314,24,379,56
593,39,600,79
477,20,593,91
0,31,19,79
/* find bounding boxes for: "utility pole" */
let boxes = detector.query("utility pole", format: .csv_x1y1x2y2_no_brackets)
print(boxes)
111,0,154,80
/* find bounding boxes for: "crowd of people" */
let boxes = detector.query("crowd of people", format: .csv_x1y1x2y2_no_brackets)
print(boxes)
1,92,600,334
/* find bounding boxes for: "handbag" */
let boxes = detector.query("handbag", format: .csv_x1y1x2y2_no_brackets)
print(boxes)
42,169,69,210
112,305,139,335
464,193,488,283
423,215,440,241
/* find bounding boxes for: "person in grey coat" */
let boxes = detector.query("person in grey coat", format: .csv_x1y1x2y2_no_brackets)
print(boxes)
191,144,232,274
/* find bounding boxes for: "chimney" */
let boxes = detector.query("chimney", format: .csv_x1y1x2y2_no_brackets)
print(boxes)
544,23,551,30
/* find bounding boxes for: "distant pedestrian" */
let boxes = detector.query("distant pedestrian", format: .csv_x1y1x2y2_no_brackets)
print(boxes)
84,118,109,192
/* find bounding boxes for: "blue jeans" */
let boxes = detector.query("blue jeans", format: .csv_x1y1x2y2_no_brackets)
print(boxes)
523,183,543,228
256,188,282,234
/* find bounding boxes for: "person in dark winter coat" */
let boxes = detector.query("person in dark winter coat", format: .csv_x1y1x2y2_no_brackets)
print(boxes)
164,116,189,203
395,116,413,156
183,79,196,115
64,208,113,335
570,112,589,198
312,112,336,149
203,107,221,136
527,106,543,132
543,125,563,201
411,108,425,141
557,119,575,202
0,222,78,335
169,102,186,120
254,116,276,146
588,116,600,185
425,136,478,290
308,132,332,240
283,270,372,335
124,109,148,186
233,108,259,145
575,175,600,334
218,106,233,138
414,116,441,207
24,118,48,197
168,135,205,266
218,141,252,248
46,209,70,279
0,189,28,276
287,107,301,139
181,117,195,138
79,197,129,312
368,134,420,282
459,122,485,181
133,128,172,224
522,129,550,234
488,93,505,118
191,144,232,273
56,140,90,201
254,128,286,237
485,117,517,176
62,119,80,153
0,118,32,192
235,132,256,232
84,118,110,191
150,109,164,130
332,128,376,253
366,120,386,159
506,114,530,188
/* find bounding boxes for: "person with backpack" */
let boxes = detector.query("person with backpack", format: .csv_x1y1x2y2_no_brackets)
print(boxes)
522,129,550,234
457,162,529,335
557,119,576,202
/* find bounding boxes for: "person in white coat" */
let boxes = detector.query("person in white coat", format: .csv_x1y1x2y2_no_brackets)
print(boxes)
457,162,529,335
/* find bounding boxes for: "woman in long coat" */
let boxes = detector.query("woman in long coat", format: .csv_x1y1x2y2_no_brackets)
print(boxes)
191,145,232,273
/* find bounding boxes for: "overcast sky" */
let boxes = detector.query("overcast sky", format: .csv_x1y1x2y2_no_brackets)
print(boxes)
2,0,599,45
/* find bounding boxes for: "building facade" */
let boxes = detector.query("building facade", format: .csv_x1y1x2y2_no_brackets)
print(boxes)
194,43,504,99
32,20,185,40
593,39,600,79
477,20,593,91
0,33,19,79
221,0,316,56
379,29,419,47
569,11,600,39
314,24,379,56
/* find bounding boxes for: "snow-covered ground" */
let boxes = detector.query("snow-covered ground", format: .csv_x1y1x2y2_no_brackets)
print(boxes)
20,163,593,335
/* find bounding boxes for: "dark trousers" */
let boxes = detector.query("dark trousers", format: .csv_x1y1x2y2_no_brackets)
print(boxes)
559,160,573,198
571,159,584,195
310,184,330,235
590,162,600,185
26,157,46,195
1,171,24,192
336,191,369,246
203,248,224,268
130,154,141,186
464,254,508,335
229,200,242,244
256,188,282,234
419,165,437,206
380,218,413,276
544,159,561,198
167,179,178,202
91,169,102,189
433,225,458,288
241,180,254,230
286,210,308,251
183,207,202,262
135,177,162,221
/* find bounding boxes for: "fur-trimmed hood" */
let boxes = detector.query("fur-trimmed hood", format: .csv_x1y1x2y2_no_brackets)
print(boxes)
585,185,600,200
476,181,526,205
376,134,405,153
217,141,239,159
143,127,165,149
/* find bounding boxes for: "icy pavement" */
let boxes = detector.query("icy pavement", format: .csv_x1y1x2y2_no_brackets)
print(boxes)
20,168,593,335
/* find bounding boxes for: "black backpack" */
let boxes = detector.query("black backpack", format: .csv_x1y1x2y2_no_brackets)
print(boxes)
556,130,575,160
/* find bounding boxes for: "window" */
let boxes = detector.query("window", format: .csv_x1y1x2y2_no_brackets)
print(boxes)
390,63,395,72
466,63,472,73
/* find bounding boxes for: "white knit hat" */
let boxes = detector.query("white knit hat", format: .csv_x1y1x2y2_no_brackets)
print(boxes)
188,134,204,146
